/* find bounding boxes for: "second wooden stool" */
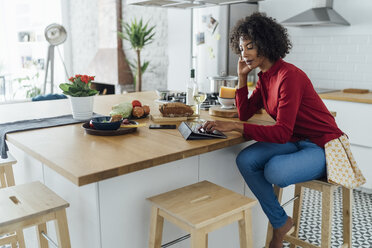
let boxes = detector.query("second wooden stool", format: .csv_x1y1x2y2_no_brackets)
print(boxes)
147,180,257,248
0,181,71,248
265,179,352,248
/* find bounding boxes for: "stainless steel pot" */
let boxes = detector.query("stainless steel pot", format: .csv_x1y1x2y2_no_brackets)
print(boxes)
207,76,238,94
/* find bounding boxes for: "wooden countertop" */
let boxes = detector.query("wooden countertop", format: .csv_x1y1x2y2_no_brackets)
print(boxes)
318,90,372,104
248,86,372,104
1,92,274,186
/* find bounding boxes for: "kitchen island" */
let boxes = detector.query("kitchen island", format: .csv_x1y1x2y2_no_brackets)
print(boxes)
1,91,275,248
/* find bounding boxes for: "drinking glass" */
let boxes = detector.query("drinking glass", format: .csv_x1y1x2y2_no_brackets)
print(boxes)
193,91,207,116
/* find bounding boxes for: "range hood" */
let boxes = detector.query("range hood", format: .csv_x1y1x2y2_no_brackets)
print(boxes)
127,0,262,8
282,0,349,26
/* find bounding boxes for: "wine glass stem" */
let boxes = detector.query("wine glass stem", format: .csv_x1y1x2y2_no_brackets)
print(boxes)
196,104,200,115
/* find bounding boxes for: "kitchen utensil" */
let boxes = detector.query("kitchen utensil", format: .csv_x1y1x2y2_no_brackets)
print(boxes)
342,88,369,94
207,76,238,94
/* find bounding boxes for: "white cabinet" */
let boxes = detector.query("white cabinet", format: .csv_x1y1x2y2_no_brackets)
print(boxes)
323,99,372,189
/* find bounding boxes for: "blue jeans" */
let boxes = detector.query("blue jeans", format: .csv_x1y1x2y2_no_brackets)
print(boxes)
236,140,326,228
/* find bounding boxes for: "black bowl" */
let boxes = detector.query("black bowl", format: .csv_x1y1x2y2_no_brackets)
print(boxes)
91,116,122,130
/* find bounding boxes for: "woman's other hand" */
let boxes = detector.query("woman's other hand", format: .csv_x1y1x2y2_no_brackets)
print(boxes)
202,120,244,133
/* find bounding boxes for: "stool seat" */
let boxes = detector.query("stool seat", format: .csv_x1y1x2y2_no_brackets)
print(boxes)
0,152,17,167
148,181,256,229
148,181,257,248
0,181,69,229
0,181,71,248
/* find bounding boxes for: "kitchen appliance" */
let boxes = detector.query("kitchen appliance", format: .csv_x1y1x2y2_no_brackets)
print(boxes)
192,3,258,93
282,0,349,26
156,91,219,110
207,75,238,94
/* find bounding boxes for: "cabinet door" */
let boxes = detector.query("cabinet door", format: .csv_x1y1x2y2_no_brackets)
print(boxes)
350,144,372,189
323,99,372,148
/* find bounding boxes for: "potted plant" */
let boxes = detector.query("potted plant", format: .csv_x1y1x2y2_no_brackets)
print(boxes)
118,18,156,92
59,74,98,120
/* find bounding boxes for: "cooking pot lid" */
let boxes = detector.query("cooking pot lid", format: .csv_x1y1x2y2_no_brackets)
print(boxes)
207,75,238,80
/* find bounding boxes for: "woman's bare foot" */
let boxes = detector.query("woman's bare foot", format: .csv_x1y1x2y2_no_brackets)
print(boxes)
269,217,294,248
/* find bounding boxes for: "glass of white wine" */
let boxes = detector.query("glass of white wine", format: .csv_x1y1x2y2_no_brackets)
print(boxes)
193,91,207,116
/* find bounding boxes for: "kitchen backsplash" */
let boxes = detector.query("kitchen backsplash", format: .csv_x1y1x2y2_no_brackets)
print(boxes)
285,34,372,90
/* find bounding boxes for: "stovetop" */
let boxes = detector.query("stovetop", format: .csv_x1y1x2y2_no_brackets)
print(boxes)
156,92,220,110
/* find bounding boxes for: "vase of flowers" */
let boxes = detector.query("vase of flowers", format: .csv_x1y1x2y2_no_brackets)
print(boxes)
59,74,98,120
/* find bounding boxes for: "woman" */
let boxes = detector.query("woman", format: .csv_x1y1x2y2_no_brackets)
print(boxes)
202,12,343,248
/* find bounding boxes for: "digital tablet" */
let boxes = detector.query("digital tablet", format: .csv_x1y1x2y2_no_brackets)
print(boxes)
178,121,227,140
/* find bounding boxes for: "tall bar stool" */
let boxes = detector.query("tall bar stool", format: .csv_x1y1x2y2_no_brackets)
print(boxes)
0,181,71,248
0,152,26,247
147,180,257,248
265,179,352,248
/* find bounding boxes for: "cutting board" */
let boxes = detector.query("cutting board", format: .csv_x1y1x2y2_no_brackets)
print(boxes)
151,114,198,123
343,88,369,94
208,106,238,118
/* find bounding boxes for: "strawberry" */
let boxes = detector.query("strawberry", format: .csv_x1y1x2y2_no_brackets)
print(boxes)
132,100,142,108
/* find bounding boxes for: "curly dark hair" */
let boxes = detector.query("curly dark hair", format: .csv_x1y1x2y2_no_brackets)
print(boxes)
230,12,292,62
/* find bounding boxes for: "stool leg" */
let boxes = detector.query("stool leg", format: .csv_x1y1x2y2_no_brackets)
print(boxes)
4,165,16,187
342,187,352,248
239,209,253,248
16,229,26,248
289,185,303,248
37,223,49,248
0,167,6,188
321,186,334,248
191,230,207,248
149,206,164,248
54,209,71,248
265,186,283,248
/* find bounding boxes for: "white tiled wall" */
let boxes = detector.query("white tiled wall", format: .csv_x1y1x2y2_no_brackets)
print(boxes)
260,0,372,90
286,34,372,89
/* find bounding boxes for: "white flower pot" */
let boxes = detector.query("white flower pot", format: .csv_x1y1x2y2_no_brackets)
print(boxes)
69,96,94,120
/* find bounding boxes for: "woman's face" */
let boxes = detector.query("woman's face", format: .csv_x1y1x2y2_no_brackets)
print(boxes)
239,37,266,70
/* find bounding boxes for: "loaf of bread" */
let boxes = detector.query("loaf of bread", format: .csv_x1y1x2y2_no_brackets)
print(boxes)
159,102,194,117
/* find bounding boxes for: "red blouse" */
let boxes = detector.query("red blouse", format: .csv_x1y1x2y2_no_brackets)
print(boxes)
235,59,343,147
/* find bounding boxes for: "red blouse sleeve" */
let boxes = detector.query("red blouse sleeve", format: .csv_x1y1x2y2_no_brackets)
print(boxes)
242,72,304,143
235,83,263,121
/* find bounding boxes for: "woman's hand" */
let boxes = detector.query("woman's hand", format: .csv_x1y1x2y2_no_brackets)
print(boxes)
238,55,253,77
201,120,244,133
237,56,252,88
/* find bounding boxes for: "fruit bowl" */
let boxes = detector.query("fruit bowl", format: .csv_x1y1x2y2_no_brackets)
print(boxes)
91,116,122,130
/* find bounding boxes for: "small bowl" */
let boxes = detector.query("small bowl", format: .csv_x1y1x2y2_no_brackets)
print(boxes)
91,116,122,130
217,96,235,109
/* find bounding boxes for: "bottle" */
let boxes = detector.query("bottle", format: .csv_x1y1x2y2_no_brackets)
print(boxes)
186,69,196,106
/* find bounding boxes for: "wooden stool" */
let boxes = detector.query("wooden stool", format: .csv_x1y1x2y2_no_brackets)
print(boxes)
265,179,352,248
147,180,257,248
0,152,17,188
0,181,71,248
0,152,26,248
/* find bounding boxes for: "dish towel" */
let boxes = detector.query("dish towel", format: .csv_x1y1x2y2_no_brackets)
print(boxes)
325,134,366,189
0,114,102,159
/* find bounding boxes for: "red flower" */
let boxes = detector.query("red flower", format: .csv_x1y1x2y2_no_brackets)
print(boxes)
75,74,82,78
69,77,74,82
89,76,95,81
80,75,89,84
